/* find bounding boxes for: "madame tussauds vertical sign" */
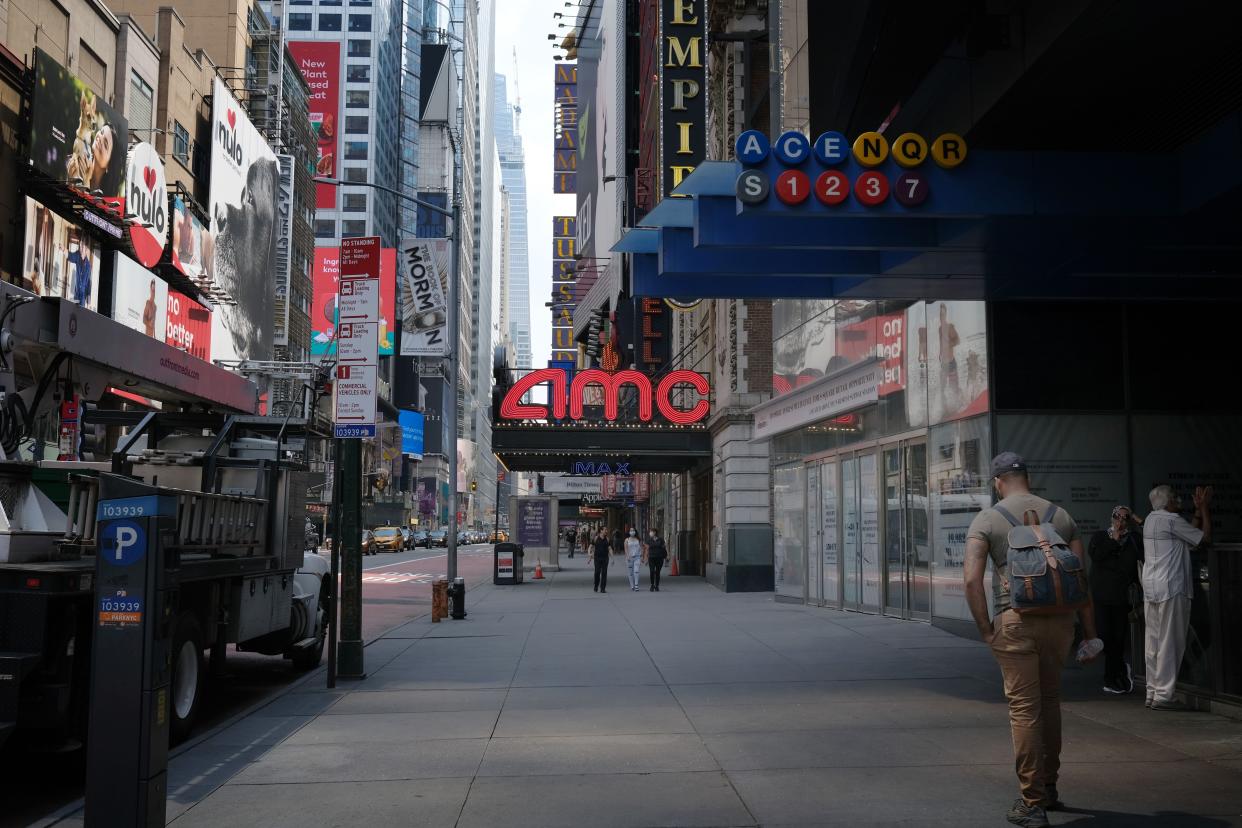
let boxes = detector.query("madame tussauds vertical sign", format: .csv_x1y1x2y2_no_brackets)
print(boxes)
662,0,706,195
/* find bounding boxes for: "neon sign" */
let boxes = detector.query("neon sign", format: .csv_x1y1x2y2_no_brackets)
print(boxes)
500,368,709,425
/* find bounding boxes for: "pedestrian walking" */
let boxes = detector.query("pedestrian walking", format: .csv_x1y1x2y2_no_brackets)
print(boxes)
611,526,624,559
963,452,1100,827
590,529,611,593
1141,484,1212,711
644,528,668,591
624,529,643,591
565,526,576,559
1088,505,1142,694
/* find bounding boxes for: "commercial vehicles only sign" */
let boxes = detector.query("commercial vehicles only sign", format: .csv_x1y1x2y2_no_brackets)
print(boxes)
334,237,380,438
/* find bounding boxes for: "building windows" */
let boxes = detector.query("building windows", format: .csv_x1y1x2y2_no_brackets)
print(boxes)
77,41,107,95
347,39,370,57
343,193,367,212
173,121,191,163
345,141,368,160
343,167,367,183
347,64,370,83
318,13,341,30
288,12,312,29
129,71,154,132
342,220,367,237
345,116,368,134
346,90,369,108
315,219,336,239
348,13,371,31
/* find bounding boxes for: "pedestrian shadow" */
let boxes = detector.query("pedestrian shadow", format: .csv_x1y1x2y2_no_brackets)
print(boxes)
1058,807,1235,826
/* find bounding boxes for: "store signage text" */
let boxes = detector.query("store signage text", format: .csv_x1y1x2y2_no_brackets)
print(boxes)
123,142,168,266
572,461,631,475
662,0,705,195
751,361,880,441
500,368,710,424
554,64,577,194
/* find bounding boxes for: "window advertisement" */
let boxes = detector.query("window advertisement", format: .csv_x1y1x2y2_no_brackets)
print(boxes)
996,414,1129,536
929,415,993,622
399,410,425,460
311,246,394,356
926,300,988,425
112,252,168,339
22,197,101,309
1131,415,1242,541
287,41,341,209
170,196,209,281
166,289,212,361
29,48,129,196
207,77,278,363
773,462,806,599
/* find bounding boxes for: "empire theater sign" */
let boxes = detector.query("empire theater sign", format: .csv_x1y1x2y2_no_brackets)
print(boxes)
663,0,705,195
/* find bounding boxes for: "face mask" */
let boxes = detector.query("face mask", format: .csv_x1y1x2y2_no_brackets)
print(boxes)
629,531,636,537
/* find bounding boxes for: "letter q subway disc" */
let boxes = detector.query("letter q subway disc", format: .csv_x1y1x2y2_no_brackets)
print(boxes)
891,132,928,168
815,170,849,206
775,169,811,205
854,171,890,206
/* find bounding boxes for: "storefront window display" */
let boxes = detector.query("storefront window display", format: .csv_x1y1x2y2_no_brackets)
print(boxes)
928,414,992,623
773,462,806,599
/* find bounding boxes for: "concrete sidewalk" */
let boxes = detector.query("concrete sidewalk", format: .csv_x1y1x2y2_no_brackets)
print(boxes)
59,554,1242,826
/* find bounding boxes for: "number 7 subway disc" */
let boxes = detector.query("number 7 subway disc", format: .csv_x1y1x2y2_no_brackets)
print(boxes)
854,170,890,206
815,170,849,205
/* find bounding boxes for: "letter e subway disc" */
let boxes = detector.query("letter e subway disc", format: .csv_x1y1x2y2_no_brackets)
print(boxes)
775,169,811,205
854,171,890,206
815,170,849,206
813,131,849,166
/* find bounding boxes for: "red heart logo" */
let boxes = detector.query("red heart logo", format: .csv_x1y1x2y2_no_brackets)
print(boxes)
143,166,156,191
227,110,236,129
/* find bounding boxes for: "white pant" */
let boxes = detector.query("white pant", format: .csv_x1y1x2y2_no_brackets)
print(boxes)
1144,595,1191,703
626,556,642,589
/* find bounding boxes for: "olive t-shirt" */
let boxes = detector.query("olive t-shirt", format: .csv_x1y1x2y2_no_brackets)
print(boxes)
966,493,1080,613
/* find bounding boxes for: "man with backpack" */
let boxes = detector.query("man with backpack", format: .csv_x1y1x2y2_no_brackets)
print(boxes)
964,452,1100,828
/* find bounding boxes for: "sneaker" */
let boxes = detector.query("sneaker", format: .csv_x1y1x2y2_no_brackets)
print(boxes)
1103,682,1124,694
1151,699,1188,711
1123,664,1135,693
1041,785,1064,811
1006,799,1049,827
1145,698,1153,708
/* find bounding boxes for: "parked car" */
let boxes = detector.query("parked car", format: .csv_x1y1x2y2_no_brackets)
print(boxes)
399,527,412,549
428,529,448,547
413,530,429,548
456,531,469,546
373,526,404,552
489,529,508,543
361,529,376,556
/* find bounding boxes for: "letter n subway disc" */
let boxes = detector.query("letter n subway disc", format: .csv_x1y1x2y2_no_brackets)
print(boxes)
854,171,890,206
775,169,810,205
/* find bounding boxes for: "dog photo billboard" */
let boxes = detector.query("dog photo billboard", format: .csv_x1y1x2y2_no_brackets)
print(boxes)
208,78,278,363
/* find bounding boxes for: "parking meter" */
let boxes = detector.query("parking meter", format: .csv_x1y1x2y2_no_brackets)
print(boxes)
85,475,177,827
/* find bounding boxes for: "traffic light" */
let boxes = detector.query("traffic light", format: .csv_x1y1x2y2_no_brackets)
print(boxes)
470,480,477,492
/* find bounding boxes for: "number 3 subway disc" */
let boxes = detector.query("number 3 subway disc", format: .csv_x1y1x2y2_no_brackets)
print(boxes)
854,170,890,206
815,171,849,206
775,169,810,205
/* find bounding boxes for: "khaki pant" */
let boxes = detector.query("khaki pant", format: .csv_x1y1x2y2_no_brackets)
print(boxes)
989,609,1076,807
1143,594,1190,704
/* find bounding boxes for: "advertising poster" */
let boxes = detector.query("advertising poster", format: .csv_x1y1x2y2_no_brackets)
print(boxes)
29,48,128,196
399,410,425,459
926,300,989,425
170,196,210,281
287,41,340,209
22,197,100,310
516,499,551,547
456,438,476,494
274,154,295,347
166,290,212,361
112,252,168,339
398,238,451,357
311,246,394,356
207,77,278,363
123,142,168,267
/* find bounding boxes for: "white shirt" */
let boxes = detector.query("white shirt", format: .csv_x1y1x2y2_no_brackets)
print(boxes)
624,537,642,560
1141,509,1203,601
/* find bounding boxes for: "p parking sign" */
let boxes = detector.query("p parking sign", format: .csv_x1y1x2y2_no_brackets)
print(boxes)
101,519,147,566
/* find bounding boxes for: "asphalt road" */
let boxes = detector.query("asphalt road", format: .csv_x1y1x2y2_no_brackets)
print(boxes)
0,543,497,827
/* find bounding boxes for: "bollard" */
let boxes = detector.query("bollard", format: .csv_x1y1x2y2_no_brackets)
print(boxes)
432,577,448,622
449,576,467,619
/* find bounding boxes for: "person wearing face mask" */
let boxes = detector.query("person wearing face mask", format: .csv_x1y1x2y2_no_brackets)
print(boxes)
644,528,668,592
624,529,643,591
1089,506,1143,694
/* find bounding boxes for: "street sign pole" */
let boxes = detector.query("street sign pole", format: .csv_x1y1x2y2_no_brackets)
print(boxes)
447,199,461,584
337,437,364,677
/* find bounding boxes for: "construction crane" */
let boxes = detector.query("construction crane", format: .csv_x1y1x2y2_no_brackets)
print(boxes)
512,45,522,132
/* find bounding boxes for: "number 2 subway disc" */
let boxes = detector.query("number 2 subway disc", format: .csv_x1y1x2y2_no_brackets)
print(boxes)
894,171,929,207
775,169,810,205
815,171,849,206
854,171,890,206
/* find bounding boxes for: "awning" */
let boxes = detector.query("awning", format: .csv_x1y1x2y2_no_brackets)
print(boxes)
492,421,711,473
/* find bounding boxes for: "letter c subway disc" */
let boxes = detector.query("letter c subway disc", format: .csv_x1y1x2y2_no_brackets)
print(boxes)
775,169,811,205
854,171,890,206
773,130,811,165
735,169,770,204
734,129,770,164
893,171,929,206
891,132,928,168
102,519,146,566
815,170,849,206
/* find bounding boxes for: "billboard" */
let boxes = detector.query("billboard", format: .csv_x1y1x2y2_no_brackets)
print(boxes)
398,238,451,357
123,142,168,267
166,290,212,361
29,48,128,197
456,438,476,494
288,41,341,209
311,245,395,356
553,64,577,194
112,252,168,339
273,154,295,347
399,410,425,459
170,196,209,281
552,216,576,361
208,77,278,363
21,197,101,310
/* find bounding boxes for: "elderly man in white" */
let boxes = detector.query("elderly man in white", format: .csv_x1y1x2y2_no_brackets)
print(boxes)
1141,484,1212,711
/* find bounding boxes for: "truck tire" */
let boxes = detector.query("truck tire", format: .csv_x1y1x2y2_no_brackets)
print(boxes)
170,612,205,744
292,582,328,671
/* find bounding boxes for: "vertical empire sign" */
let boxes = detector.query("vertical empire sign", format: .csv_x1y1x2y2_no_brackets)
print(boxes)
334,237,380,438
553,64,577,193
661,0,706,195
273,154,295,347
552,216,576,362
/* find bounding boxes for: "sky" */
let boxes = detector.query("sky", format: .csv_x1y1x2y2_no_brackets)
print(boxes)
494,0,577,368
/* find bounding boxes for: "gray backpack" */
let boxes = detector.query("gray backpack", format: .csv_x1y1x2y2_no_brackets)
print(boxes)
993,504,1089,614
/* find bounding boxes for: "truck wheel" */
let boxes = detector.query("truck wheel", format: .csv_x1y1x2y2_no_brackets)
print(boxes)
170,612,205,744
292,583,328,671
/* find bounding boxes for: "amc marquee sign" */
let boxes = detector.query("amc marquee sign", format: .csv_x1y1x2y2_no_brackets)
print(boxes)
662,0,706,195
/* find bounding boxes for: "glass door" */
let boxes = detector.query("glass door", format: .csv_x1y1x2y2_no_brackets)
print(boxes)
907,442,931,620
773,463,807,600
806,462,822,605
881,440,931,621
859,452,881,613
841,457,860,610
820,462,840,608
884,446,906,617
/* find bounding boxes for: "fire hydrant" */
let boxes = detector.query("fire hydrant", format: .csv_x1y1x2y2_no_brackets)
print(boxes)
432,577,449,622
449,576,466,619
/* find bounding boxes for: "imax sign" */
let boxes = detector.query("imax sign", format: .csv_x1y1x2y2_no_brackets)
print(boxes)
571,461,631,475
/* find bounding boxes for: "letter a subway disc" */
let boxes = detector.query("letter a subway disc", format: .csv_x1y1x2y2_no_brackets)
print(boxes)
735,129,770,164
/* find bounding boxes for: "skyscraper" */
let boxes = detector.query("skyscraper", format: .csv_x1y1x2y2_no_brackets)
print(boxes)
494,73,531,369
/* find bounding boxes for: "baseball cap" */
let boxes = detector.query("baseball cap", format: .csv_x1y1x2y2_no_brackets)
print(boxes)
990,451,1027,479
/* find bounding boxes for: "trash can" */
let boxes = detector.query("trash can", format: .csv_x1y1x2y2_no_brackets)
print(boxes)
494,542,525,585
